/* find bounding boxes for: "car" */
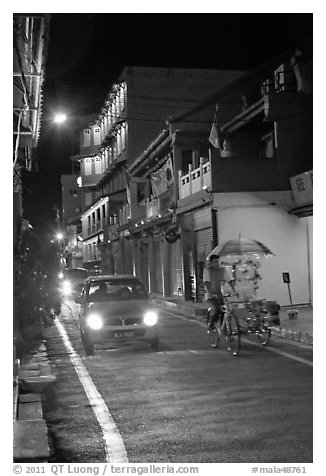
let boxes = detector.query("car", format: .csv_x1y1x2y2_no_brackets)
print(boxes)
60,267,89,298
75,274,160,355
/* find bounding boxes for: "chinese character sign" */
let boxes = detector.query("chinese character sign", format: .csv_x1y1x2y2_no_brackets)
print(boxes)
290,170,313,206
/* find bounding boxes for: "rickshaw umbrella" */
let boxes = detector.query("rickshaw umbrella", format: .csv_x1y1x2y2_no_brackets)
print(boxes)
208,237,274,259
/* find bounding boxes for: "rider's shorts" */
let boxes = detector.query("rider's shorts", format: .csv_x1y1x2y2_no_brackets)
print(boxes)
206,298,224,328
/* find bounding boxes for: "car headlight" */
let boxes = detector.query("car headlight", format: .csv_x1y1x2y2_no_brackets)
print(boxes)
62,280,72,295
144,311,158,326
86,313,103,330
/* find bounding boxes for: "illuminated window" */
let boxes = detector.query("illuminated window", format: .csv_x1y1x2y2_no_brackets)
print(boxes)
117,132,122,156
95,156,102,174
115,93,120,116
108,146,113,164
84,158,92,175
83,129,91,147
112,101,116,122
120,87,125,112
108,107,112,129
121,126,126,150
94,127,101,146
112,141,117,161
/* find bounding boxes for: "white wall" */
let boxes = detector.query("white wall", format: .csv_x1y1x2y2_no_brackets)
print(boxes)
214,192,311,306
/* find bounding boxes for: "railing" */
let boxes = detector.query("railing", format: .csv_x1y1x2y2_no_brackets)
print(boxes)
178,157,211,199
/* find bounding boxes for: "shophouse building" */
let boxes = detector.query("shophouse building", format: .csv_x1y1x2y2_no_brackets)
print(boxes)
121,37,312,306
60,174,84,268
71,66,244,273
13,13,50,252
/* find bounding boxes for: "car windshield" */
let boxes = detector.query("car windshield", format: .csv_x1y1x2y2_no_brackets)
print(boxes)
64,269,88,280
87,279,148,301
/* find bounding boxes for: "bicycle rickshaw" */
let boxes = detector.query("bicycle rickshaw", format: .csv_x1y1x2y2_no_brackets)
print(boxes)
205,236,275,357
206,293,272,356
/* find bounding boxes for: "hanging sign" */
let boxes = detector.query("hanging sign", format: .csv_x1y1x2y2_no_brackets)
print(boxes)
150,157,174,197
290,170,313,207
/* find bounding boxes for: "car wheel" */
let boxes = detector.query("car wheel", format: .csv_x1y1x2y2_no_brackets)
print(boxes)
149,336,159,350
81,330,95,356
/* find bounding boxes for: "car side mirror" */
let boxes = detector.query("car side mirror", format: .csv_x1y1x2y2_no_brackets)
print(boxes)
75,295,83,304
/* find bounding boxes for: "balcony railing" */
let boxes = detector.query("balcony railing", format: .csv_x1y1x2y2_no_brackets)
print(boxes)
178,158,211,199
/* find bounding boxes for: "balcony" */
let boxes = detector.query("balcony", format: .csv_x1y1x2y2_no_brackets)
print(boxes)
178,158,211,199
178,154,294,202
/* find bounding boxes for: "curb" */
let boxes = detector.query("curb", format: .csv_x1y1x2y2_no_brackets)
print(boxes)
154,299,313,346
269,326,313,345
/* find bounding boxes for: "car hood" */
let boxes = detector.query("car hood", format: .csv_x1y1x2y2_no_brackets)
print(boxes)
86,299,157,316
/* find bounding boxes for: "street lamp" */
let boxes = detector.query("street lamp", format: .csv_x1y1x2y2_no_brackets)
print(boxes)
56,232,64,241
53,113,67,124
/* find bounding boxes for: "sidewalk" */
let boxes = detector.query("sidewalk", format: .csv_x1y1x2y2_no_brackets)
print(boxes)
153,296,313,346
13,340,57,462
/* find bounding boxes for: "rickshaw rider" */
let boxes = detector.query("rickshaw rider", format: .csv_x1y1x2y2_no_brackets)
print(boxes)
203,254,238,329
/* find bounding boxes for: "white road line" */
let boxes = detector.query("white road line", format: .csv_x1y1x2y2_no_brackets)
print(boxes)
241,337,313,367
55,317,128,463
163,309,313,367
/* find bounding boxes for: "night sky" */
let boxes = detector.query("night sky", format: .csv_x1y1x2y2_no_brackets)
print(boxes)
22,13,313,235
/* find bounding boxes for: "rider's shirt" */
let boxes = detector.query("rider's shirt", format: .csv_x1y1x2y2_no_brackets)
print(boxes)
203,265,233,300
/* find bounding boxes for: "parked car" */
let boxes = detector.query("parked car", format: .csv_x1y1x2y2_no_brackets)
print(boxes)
75,274,160,355
60,267,89,298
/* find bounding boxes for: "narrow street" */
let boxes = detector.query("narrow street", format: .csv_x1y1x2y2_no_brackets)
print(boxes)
43,300,313,463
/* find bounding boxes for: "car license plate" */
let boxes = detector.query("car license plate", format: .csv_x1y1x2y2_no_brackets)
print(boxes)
114,331,134,338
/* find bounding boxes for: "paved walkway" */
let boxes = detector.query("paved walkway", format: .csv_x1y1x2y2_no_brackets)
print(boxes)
153,296,313,345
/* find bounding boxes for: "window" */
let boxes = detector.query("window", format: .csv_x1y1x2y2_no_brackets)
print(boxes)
115,93,120,116
94,127,101,146
121,126,126,151
117,132,122,156
112,101,116,124
95,156,102,174
84,158,92,175
83,129,91,147
112,141,117,161
108,146,113,164
102,204,106,219
120,87,125,112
